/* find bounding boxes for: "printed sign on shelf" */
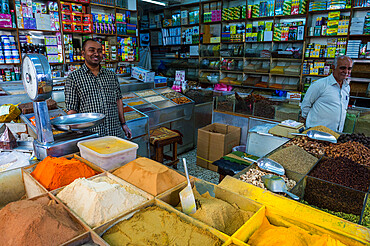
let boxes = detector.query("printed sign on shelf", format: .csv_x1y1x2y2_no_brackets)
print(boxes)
175,70,185,82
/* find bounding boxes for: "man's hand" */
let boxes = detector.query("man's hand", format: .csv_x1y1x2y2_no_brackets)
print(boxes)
299,116,306,124
122,124,132,139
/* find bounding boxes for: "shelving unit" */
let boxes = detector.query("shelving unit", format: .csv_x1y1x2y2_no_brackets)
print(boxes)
142,0,370,100
0,0,139,82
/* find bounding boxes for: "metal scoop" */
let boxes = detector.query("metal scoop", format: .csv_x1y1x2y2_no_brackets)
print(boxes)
262,174,299,201
291,130,337,143
256,158,285,176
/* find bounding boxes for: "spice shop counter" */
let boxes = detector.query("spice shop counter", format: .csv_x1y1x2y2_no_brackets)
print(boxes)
122,88,195,154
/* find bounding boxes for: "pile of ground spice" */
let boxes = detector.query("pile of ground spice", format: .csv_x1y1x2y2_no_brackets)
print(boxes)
247,217,347,246
102,206,222,246
188,190,254,235
31,156,98,191
112,157,186,196
303,125,340,139
268,145,318,174
57,177,147,228
0,196,84,245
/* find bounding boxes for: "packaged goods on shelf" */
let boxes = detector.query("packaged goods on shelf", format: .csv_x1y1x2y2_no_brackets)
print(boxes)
0,35,20,64
273,21,305,41
92,13,116,35
346,40,362,58
248,1,274,18
275,0,307,15
15,0,60,31
222,5,246,21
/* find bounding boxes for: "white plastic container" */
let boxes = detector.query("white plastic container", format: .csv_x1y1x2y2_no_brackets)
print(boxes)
77,136,138,171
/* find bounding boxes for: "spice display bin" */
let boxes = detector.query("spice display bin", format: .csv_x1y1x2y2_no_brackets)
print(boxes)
291,175,367,217
0,167,28,208
274,103,301,122
78,137,138,171
94,198,230,244
233,205,368,246
218,176,370,243
22,154,103,198
360,194,370,228
157,179,264,237
52,172,154,229
61,232,109,246
123,88,194,129
233,163,304,192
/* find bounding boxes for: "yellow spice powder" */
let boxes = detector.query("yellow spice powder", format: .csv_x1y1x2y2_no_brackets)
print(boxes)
103,206,222,246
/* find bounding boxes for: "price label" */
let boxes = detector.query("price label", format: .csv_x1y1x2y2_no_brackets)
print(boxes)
175,70,185,82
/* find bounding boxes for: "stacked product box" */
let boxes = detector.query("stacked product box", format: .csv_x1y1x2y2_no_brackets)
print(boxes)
273,21,305,41
117,36,138,62
92,13,115,35
116,11,136,36
15,0,60,30
350,17,365,35
346,40,362,58
61,1,91,33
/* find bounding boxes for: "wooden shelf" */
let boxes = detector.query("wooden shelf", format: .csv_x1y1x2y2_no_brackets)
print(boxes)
0,63,21,65
92,33,116,36
90,2,115,8
245,57,270,60
222,41,245,44
181,23,200,27
222,19,245,23
352,6,370,11
221,70,244,74
117,34,137,37
0,27,17,31
116,7,137,11
349,34,370,37
308,8,351,14
244,71,269,75
304,57,334,60
272,58,302,62
49,63,63,65
63,31,91,35
200,69,220,72
221,56,244,59
271,73,300,77
248,16,274,21
19,29,60,33
274,40,304,43
245,41,273,43
302,74,328,77
202,21,222,25
274,14,307,19
307,35,347,38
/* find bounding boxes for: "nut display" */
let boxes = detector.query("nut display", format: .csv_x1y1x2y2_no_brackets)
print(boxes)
162,92,181,99
239,166,296,190
309,157,370,192
362,199,370,228
171,97,191,104
324,141,370,166
303,125,340,139
144,96,165,103
123,106,134,113
135,90,156,97
338,133,370,149
285,136,328,157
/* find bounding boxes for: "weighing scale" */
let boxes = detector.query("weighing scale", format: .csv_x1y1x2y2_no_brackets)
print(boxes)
22,54,102,159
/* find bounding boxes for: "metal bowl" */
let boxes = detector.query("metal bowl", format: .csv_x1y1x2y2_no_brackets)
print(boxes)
50,113,105,131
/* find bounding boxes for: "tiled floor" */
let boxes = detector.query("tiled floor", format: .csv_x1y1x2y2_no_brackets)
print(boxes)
166,148,219,184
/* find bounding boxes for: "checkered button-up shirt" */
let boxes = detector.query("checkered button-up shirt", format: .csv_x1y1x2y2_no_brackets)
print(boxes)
65,64,124,138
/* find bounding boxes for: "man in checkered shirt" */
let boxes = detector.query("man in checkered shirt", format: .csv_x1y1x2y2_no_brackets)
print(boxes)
65,39,131,138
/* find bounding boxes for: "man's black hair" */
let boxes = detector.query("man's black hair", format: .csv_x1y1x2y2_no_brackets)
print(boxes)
82,38,101,51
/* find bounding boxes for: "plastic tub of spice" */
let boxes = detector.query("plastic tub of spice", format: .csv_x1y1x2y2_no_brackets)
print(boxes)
125,111,145,121
171,96,192,104
143,95,167,103
78,136,138,171
133,103,158,112
121,92,138,100
125,98,148,107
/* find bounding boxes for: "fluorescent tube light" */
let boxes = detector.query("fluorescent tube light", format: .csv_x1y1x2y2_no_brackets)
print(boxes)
142,0,166,6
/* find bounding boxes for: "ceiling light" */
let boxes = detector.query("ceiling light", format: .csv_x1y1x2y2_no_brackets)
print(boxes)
142,0,166,6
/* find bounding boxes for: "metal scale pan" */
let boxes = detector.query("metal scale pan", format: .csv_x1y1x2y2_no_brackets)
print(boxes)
51,113,105,131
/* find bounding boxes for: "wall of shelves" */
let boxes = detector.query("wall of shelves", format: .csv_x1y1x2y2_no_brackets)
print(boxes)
142,0,370,101
0,0,139,82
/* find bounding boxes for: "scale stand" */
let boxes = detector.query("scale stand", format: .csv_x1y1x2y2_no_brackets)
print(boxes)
22,54,98,160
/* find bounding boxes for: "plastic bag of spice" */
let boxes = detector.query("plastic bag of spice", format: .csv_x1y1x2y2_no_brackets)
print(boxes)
0,104,21,123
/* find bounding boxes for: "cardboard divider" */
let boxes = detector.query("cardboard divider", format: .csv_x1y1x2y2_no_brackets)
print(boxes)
61,231,109,246
157,178,264,237
94,199,230,243
0,167,27,208
222,237,249,246
22,154,104,198
218,176,370,243
233,205,369,246
51,171,154,230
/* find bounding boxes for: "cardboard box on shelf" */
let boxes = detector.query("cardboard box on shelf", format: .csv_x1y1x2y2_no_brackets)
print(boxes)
196,123,241,172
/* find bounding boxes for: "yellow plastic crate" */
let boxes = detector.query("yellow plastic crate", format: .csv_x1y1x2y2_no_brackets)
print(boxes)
219,176,370,244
